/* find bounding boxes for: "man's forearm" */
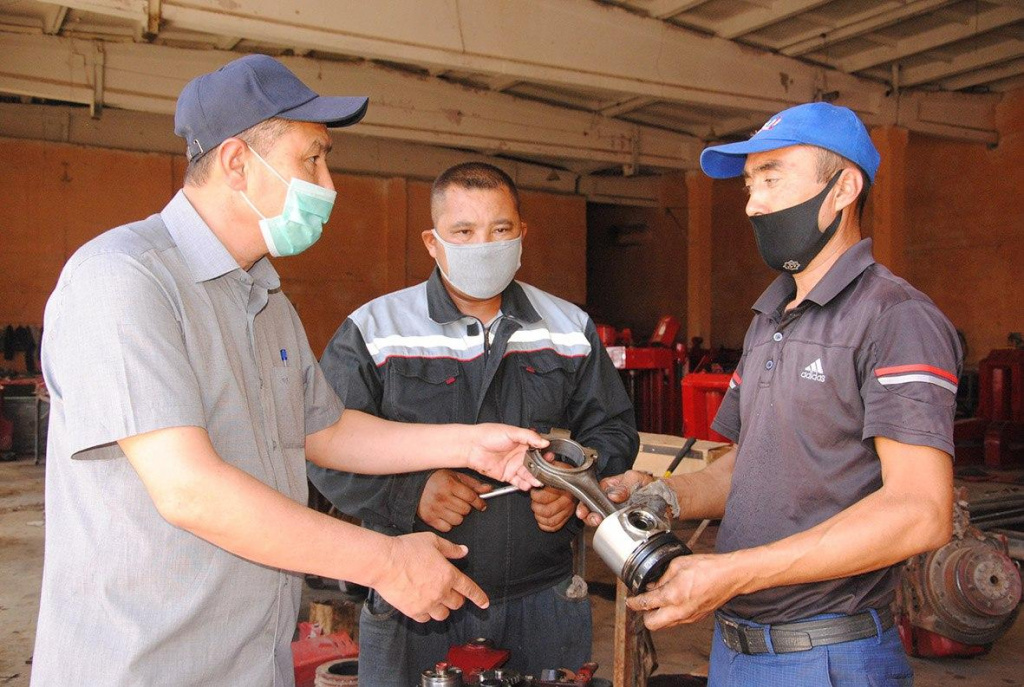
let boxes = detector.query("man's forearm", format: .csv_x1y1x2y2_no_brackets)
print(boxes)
307,409,471,473
120,427,395,588
174,460,397,587
306,409,544,489
726,478,951,598
667,446,736,520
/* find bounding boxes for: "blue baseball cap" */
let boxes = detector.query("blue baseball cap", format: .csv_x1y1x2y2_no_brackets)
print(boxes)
699,102,880,183
175,54,368,161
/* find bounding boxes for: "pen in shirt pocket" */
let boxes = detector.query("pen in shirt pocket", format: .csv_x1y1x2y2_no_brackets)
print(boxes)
280,348,288,366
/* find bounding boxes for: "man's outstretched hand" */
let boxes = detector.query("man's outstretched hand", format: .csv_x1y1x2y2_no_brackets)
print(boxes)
464,424,547,490
372,532,489,623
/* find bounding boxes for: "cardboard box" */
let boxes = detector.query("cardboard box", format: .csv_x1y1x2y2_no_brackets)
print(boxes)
545,429,730,476
631,432,731,476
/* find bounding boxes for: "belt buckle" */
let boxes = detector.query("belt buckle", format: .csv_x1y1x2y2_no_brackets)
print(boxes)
717,614,751,654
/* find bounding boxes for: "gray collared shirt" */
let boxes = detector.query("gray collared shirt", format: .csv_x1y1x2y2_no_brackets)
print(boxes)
711,238,960,624
32,191,342,686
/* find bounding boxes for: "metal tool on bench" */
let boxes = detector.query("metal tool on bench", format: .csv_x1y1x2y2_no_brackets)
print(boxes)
524,438,690,593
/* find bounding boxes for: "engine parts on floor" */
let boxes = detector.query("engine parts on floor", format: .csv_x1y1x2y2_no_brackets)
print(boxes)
315,658,359,687
421,659,603,686
897,491,1022,657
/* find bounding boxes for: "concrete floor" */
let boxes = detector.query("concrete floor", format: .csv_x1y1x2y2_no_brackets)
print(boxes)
1,455,1022,686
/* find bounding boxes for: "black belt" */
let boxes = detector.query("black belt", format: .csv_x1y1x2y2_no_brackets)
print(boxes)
715,607,893,655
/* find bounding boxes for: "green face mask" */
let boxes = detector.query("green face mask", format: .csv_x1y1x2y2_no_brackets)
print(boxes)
241,147,337,257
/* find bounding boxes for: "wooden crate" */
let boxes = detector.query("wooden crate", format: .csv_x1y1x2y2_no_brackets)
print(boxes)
631,431,731,476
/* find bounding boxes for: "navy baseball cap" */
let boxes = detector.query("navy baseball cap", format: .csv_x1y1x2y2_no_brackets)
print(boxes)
700,102,880,183
175,54,369,161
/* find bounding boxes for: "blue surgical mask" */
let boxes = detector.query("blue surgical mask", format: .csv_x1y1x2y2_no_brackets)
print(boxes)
240,147,337,257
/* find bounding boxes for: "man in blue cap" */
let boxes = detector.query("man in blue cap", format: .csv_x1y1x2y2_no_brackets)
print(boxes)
579,102,961,684
31,54,546,686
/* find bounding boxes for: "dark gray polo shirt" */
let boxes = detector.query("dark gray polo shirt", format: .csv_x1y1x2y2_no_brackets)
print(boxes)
711,238,960,624
33,191,342,686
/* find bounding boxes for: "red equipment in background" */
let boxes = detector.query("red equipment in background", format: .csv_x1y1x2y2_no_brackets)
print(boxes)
599,316,741,438
292,628,358,687
681,373,732,442
954,349,1024,468
603,316,685,435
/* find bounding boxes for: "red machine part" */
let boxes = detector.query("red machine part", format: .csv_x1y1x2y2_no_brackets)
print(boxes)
446,638,511,672
442,640,599,685
606,345,684,435
595,324,618,348
648,315,681,348
534,662,599,685
954,348,1024,468
291,630,359,687
896,615,989,659
681,373,732,442
897,504,1022,658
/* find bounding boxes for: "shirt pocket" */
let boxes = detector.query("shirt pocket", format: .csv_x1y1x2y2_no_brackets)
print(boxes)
271,366,306,448
518,355,575,432
382,357,461,424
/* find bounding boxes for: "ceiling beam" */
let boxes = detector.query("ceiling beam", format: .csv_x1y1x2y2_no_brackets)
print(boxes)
641,1,712,20
838,5,1024,73
487,76,521,91
991,73,1024,91
0,16,41,34
0,100,674,204
780,0,956,57
33,0,886,116
936,57,1024,91
0,101,597,195
578,174,661,207
0,32,702,170
892,90,1000,144
15,0,1004,144
43,5,69,34
600,96,658,117
899,39,1024,87
704,0,834,41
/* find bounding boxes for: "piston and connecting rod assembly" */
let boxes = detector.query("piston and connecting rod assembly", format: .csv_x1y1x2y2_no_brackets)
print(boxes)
523,438,691,594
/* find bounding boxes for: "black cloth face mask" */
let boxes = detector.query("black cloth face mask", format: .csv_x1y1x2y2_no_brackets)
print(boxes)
749,171,843,273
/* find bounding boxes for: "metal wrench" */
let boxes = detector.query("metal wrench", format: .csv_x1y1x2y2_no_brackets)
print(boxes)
523,438,617,517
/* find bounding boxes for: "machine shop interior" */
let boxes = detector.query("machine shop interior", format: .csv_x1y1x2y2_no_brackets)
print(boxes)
1,1,1022,685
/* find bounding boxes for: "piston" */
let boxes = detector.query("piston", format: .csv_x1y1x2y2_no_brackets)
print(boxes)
525,438,690,593
421,663,464,687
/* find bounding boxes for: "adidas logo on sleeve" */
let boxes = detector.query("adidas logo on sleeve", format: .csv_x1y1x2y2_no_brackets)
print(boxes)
800,358,826,383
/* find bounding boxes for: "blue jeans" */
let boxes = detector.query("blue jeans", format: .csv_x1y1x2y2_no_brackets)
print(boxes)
356,575,592,686
708,611,913,687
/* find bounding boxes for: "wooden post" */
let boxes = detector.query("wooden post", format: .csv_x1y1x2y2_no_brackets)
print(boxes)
869,126,909,277
612,579,656,687
613,579,634,685
385,176,409,292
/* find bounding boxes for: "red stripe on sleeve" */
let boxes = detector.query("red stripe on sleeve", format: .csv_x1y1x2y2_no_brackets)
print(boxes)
874,364,958,384
731,372,742,385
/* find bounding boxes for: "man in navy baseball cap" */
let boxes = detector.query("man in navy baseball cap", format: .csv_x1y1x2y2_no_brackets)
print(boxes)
32,52,550,687
584,100,960,687
175,53,368,162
